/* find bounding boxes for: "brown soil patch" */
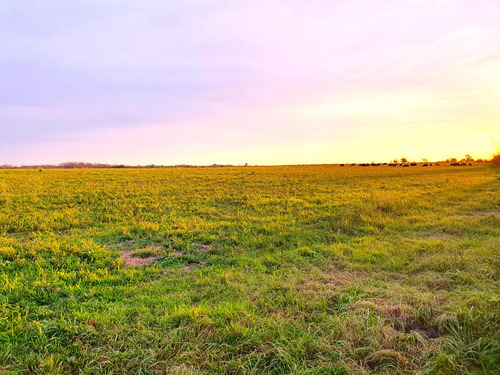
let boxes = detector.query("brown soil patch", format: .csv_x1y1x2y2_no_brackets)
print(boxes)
86,319,99,330
405,324,440,339
120,250,162,268
183,261,209,272
196,245,211,252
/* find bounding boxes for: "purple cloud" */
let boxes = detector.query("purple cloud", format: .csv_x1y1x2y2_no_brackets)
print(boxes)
1,0,499,165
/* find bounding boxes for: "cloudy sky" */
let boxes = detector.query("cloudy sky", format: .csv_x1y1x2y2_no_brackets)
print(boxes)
1,0,499,165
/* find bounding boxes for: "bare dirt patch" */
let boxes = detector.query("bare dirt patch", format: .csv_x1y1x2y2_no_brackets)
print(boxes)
196,244,211,252
120,250,162,268
86,319,99,330
183,264,195,271
183,261,209,272
405,324,440,339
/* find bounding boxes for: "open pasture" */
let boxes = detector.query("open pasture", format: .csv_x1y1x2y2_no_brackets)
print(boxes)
0,165,499,374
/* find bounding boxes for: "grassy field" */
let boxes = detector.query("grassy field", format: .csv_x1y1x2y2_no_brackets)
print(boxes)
0,165,499,374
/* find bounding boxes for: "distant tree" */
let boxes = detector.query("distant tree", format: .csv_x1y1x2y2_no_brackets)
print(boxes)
393,159,398,163
450,158,457,163
492,154,500,167
422,158,428,163
400,157,408,163
465,154,474,162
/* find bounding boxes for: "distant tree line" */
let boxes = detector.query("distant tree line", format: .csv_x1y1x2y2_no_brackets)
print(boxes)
1,153,498,169
0,162,236,169
339,154,498,167
394,154,493,165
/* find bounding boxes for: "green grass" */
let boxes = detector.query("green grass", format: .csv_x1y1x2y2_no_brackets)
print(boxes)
0,165,499,374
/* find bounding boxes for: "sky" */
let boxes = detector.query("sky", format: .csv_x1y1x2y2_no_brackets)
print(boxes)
1,0,499,166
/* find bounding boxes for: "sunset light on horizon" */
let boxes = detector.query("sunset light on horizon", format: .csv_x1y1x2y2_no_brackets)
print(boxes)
1,0,499,166
2,2,500,372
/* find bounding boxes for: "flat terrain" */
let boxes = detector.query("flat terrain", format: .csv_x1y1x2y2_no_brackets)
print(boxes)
0,165,499,374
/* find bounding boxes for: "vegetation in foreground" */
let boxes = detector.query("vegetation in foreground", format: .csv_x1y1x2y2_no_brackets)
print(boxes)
0,165,499,374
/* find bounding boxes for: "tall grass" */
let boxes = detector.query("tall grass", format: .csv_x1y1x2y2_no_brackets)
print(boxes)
0,165,498,374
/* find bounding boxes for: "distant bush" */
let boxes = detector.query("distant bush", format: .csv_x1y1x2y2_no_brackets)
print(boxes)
492,154,500,167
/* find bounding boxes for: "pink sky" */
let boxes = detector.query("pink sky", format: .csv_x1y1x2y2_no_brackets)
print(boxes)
1,0,499,165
